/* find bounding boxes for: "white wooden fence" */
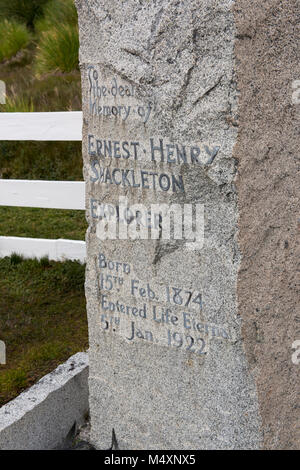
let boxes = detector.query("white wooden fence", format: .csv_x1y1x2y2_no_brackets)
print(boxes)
0,112,82,141
0,112,86,262
0,180,85,210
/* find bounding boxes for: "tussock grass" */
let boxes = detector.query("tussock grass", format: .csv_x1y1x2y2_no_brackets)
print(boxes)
0,92,34,112
35,0,78,33
35,24,79,74
0,0,48,29
0,20,31,62
35,1,79,74
9,253,24,265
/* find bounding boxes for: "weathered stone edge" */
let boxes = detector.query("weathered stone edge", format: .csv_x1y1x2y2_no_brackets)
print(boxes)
0,352,89,450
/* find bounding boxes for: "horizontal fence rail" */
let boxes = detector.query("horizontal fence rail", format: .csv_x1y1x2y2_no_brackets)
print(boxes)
0,111,82,141
0,180,85,210
0,237,86,263
0,111,85,262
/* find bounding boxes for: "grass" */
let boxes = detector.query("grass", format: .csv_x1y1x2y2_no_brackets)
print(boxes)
0,255,88,406
0,207,86,240
0,49,81,111
0,19,32,62
35,0,79,75
0,1,79,74
0,140,83,180
1,93,34,112
35,0,78,33
0,0,48,30
35,24,79,74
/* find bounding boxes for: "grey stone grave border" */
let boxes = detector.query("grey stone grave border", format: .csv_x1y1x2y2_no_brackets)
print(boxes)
0,352,89,450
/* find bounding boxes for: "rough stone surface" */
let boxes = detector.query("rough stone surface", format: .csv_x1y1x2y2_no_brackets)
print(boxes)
76,0,263,450
0,352,89,450
234,0,300,450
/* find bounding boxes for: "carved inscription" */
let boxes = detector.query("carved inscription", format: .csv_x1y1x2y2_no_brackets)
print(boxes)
88,134,220,194
86,67,230,355
88,66,152,122
97,252,232,353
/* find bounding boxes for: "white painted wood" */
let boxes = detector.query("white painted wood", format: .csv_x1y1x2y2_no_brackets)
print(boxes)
0,180,85,209
0,237,86,262
0,112,82,141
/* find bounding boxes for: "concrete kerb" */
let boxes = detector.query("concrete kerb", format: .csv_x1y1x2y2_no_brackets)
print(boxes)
0,352,89,450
